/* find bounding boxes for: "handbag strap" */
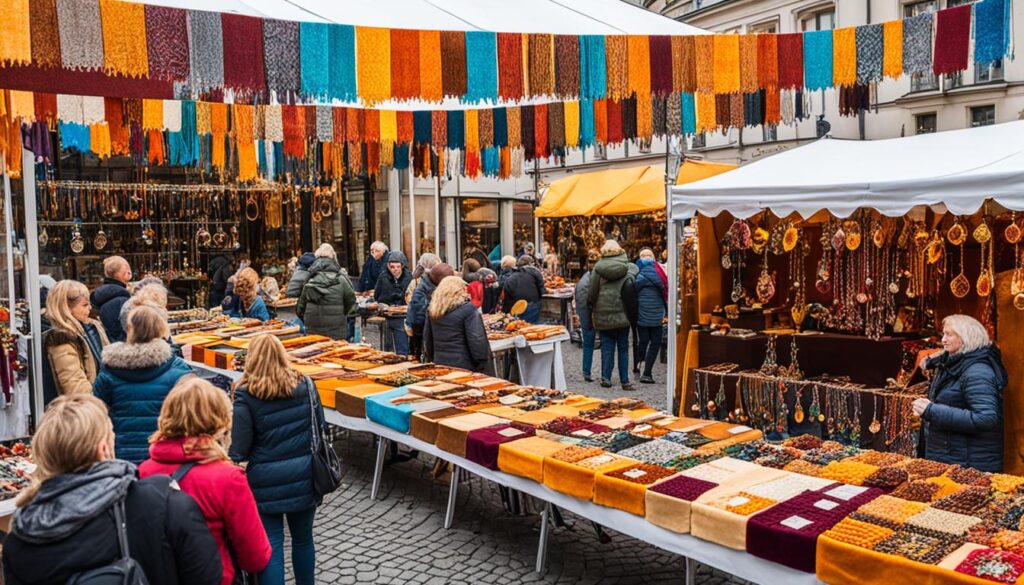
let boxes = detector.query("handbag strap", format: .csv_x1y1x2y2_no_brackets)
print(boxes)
170,461,198,489
112,498,131,561
305,376,322,451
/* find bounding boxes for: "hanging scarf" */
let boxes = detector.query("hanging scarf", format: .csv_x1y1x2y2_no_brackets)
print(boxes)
363,108,380,144
281,104,305,158
464,110,479,173
145,6,188,81
520,106,534,157
593,99,608,144
547,103,564,150
620,97,636,142
903,13,934,76
168,99,198,165
856,24,884,84
81,96,104,125
332,107,346,143
528,34,555,97
933,5,971,75
677,36,696,94
440,31,467,100
253,104,265,140
636,94,652,140
712,34,740,95
665,92,681,136
299,23,329,99
803,30,832,91
627,35,651,99
758,34,779,89
446,110,464,151
975,0,1011,66
477,108,493,148
506,106,520,149
605,36,628,100
831,27,857,88
652,95,666,138
580,35,607,100
728,93,743,130
327,25,357,103
57,0,104,71
764,88,780,126
390,29,420,101
498,33,525,101
578,98,594,146
743,92,761,127
776,33,803,90
235,104,257,180
188,10,224,93
397,111,413,145
605,100,622,144
262,19,300,99
714,93,730,129
34,93,58,123
493,107,507,147
30,0,62,68
106,97,129,155
556,101,577,147
220,14,265,95
696,92,715,133
146,128,165,165
534,104,548,159
694,35,714,94
100,0,149,78
883,20,903,79
414,110,434,146
0,0,29,65
57,94,84,124
315,106,333,142
264,105,283,142
141,99,164,132
419,30,443,102
379,109,396,146
345,106,362,144
357,26,391,105
739,34,759,94
162,99,181,132
547,35,576,100
60,122,90,152
645,35,670,97
466,32,498,103
839,83,870,116
681,92,696,135
431,110,447,153
780,88,795,126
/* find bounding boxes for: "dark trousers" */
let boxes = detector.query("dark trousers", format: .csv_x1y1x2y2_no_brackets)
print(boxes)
635,325,663,378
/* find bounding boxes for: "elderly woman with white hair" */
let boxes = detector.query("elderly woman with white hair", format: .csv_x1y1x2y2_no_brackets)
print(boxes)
914,314,1007,472
297,243,356,340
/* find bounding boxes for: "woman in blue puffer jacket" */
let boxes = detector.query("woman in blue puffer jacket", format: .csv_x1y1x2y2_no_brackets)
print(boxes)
914,314,1007,472
231,333,325,585
93,304,194,463
633,249,666,384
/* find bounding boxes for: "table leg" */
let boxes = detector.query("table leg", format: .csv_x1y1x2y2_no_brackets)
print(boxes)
685,557,696,585
535,501,552,574
370,436,388,501
444,466,460,529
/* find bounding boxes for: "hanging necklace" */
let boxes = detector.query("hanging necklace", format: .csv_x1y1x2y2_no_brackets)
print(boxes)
756,249,776,304
713,374,727,420
869,393,881,435
760,335,779,376
976,216,993,297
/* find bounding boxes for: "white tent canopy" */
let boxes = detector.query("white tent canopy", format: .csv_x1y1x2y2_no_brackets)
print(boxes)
671,121,1024,221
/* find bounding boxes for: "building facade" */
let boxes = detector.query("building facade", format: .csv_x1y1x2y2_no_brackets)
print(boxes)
640,0,1024,165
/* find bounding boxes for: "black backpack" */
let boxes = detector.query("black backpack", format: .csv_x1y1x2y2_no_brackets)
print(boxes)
66,497,150,585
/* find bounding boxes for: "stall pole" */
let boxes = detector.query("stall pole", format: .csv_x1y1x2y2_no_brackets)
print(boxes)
535,501,552,574
434,174,442,258
408,166,417,268
370,436,388,500
665,138,682,413
444,466,461,529
22,149,43,422
387,168,402,253
2,172,15,330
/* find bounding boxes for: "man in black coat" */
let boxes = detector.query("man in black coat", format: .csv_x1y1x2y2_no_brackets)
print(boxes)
207,254,235,308
501,255,546,324
90,256,132,342
374,251,413,355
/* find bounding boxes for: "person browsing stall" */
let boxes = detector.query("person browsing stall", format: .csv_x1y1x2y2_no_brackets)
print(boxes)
405,263,455,361
358,241,389,293
43,280,109,402
297,243,357,340
424,276,494,374
91,255,132,342
374,251,413,355
501,255,546,324
232,268,271,322
588,240,639,391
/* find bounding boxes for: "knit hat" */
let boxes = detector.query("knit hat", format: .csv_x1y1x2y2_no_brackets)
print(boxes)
427,263,455,286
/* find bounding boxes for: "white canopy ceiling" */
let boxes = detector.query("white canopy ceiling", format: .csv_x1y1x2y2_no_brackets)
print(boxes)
671,121,1024,220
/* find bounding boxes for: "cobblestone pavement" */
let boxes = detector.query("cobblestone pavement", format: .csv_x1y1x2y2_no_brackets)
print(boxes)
296,431,752,585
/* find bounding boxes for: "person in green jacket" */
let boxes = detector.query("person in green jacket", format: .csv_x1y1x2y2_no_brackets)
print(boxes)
296,244,357,340
588,240,639,391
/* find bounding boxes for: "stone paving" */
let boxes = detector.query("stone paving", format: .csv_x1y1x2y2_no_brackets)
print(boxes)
292,330,749,584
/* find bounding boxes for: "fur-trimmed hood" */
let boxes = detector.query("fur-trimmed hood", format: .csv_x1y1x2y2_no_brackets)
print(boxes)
102,339,173,371
44,321,108,348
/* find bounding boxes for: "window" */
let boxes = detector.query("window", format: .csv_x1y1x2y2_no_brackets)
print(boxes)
905,1,940,92
593,142,607,160
915,113,937,134
690,133,706,149
800,8,835,31
638,138,652,154
977,60,1005,83
748,21,778,34
970,105,996,127
763,125,778,142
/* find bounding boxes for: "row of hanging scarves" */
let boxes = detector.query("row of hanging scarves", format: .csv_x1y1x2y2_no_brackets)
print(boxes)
2,86,835,180
0,0,1012,106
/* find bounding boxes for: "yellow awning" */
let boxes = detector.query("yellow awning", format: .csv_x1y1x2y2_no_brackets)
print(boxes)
536,160,737,218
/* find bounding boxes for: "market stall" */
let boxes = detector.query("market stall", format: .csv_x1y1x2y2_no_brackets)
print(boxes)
668,121,1024,472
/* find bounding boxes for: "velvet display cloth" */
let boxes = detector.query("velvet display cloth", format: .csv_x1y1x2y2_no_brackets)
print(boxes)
435,412,506,458
57,0,103,71
334,383,394,418
410,406,466,443
497,436,566,482
365,388,449,434
746,484,884,573
902,13,933,76
466,423,537,470
543,453,638,500
29,0,61,68
645,475,719,533
221,13,265,94
188,9,224,93
100,0,149,78
593,464,678,516
262,19,300,98
145,5,188,81
932,4,971,75
815,535,1000,585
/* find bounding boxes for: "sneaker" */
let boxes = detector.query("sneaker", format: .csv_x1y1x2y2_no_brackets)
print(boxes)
622,383,635,392
640,376,656,384
600,379,612,388
583,375,593,382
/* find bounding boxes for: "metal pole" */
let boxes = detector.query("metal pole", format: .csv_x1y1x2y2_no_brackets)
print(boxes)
370,436,388,500
667,219,678,414
535,501,552,574
434,174,441,258
22,149,43,422
408,166,417,268
2,172,16,330
444,465,460,529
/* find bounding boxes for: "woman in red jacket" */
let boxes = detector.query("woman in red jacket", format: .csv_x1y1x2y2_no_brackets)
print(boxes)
140,377,271,585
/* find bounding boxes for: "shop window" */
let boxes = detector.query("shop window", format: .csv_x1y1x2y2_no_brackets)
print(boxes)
970,105,996,127
512,202,536,257
800,7,835,31
459,199,500,261
915,113,937,134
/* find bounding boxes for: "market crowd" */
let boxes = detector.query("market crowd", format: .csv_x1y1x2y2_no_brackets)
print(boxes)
13,237,1008,584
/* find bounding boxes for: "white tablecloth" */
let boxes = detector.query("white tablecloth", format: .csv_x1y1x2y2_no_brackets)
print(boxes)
489,333,569,390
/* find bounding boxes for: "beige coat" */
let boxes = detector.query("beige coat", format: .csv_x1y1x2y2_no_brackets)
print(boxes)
45,321,108,396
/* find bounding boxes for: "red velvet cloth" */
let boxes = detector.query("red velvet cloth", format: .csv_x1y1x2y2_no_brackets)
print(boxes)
648,475,718,501
776,33,804,90
466,424,537,470
221,14,266,94
932,5,972,75
0,65,173,99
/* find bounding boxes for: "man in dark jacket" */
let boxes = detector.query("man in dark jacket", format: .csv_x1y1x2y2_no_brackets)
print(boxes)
375,251,413,355
634,253,667,384
3,459,221,585
207,254,234,308
357,241,388,293
405,263,454,360
298,246,357,340
588,241,638,391
916,315,1007,472
90,256,132,342
501,255,546,324
285,252,316,298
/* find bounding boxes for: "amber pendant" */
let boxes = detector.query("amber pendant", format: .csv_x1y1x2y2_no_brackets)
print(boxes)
868,417,881,434
793,405,805,424
977,270,993,297
1006,222,1022,244
951,273,971,298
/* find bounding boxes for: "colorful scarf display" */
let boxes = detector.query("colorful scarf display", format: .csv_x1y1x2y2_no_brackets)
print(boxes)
678,36,696,93
902,13,933,76
627,35,652,98
528,34,555,97
832,28,857,88
391,29,421,101
694,35,714,94
419,30,443,102
777,33,803,90
580,35,607,100
29,0,62,68
100,0,149,78
300,23,329,98
493,107,508,148
975,0,1011,66
578,98,594,146
605,36,628,100
932,4,971,75
649,36,672,96
0,0,31,67
221,13,264,93
712,34,740,95
803,30,833,91
555,35,581,99
440,31,467,99
57,0,103,71
330,25,358,103
498,33,525,101
356,26,391,105
739,34,759,94
263,19,300,98
882,20,903,79
758,34,779,89
506,106,520,149
681,92,696,135
856,24,884,84
465,32,498,103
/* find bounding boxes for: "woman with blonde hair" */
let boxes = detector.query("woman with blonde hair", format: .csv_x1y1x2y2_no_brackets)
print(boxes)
119,279,169,332
231,334,325,585
43,280,109,402
94,305,193,463
141,378,271,585
423,276,493,374
232,267,271,321
3,394,221,585
914,314,1007,472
